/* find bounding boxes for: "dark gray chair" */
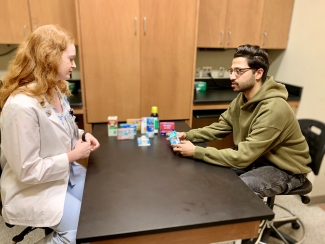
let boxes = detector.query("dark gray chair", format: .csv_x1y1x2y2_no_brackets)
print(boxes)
259,119,325,244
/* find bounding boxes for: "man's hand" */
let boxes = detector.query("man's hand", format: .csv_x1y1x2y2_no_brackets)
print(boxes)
171,140,196,157
166,132,186,140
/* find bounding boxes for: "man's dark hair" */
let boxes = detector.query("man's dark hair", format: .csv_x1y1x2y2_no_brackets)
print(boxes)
234,44,270,82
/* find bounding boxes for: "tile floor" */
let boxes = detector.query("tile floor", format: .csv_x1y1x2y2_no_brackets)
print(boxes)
320,204,325,211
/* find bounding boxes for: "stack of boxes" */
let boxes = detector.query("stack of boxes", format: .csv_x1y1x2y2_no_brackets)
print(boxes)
108,117,176,141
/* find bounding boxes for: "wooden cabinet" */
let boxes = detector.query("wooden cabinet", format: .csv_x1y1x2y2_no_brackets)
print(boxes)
139,0,198,120
197,0,228,48
76,0,199,123
28,0,78,44
0,0,31,44
225,0,264,48
0,0,77,45
76,0,141,123
197,0,263,48
260,0,294,49
197,0,294,49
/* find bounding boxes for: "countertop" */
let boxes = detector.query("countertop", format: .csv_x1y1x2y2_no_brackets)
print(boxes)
194,79,302,104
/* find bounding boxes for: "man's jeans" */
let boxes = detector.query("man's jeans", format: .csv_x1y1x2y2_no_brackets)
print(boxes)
233,164,306,198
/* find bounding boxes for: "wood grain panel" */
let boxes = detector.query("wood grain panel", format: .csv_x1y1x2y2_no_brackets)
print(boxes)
197,0,228,48
0,0,31,44
90,221,259,244
225,0,264,47
28,0,78,44
77,0,141,122
260,0,294,49
140,0,199,120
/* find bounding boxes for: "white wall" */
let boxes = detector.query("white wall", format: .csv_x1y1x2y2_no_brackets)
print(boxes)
268,0,325,201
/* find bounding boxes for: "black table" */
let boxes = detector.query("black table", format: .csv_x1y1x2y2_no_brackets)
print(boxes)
77,121,274,244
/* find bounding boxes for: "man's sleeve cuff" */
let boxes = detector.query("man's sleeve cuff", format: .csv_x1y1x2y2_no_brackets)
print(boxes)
194,146,206,160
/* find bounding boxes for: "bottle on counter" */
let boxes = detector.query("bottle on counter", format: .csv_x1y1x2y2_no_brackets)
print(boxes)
150,106,159,134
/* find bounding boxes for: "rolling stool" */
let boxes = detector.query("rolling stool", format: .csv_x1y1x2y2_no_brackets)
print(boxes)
257,119,325,244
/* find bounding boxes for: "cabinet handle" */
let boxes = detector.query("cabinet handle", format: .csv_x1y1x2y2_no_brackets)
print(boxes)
220,31,224,46
263,31,267,46
227,30,231,45
134,17,137,35
143,17,147,35
33,18,38,31
23,25,27,38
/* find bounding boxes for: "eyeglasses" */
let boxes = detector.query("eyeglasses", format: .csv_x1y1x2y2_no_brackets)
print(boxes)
227,67,254,77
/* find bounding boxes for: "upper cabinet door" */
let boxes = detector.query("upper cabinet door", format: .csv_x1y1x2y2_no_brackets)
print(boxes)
260,0,294,49
140,0,199,120
28,0,78,44
225,0,264,48
197,0,228,48
0,0,31,44
77,0,141,122
197,0,294,49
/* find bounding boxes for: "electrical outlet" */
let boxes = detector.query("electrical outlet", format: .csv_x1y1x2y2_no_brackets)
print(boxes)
202,66,212,77
195,67,201,77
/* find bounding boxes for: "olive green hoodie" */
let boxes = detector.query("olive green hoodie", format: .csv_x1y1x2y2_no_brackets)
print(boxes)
186,76,311,175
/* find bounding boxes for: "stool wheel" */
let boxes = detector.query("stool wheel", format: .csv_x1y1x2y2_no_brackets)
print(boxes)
291,221,300,230
300,195,310,204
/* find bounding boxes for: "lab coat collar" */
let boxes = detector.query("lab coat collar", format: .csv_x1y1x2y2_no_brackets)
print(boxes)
41,97,70,139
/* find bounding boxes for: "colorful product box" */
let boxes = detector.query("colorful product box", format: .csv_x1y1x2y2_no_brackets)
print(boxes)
194,81,207,91
126,118,142,131
168,130,180,145
117,128,132,140
160,122,175,136
141,117,147,134
146,117,155,138
108,116,118,136
120,123,137,138
137,135,151,146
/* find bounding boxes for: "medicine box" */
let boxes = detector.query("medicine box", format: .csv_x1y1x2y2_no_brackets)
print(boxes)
194,81,207,91
108,116,118,136
160,122,175,136
117,128,132,140
126,118,141,131
141,117,147,134
120,123,136,138
137,136,151,146
168,130,180,145
146,117,155,138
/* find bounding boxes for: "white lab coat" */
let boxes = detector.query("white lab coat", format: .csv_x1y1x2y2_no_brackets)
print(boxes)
0,92,81,227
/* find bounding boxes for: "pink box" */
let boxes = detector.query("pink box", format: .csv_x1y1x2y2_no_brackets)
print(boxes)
160,122,175,136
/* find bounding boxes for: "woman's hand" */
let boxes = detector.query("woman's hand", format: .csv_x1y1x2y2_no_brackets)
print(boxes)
84,133,100,152
67,139,91,162
171,140,196,157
